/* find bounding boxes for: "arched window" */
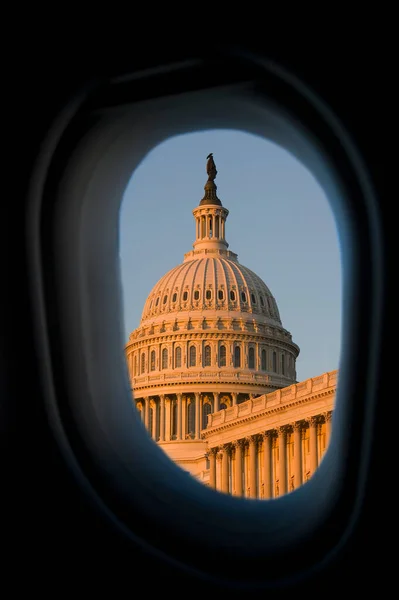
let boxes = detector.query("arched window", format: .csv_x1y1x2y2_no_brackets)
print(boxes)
204,345,211,367
202,403,212,429
251,293,256,303
206,289,212,300
189,346,196,367
175,346,181,368
218,289,224,300
230,290,235,301
282,354,285,375
150,350,156,371
182,291,188,301
219,345,226,367
241,291,247,302
261,349,267,371
141,353,145,374
172,292,177,302
194,290,200,300
260,296,265,306
273,351,277,372
234,346,241,368
187,400,195,435
162,348,168,370
248,347,255,369
163,295,168,304
155,297,160,306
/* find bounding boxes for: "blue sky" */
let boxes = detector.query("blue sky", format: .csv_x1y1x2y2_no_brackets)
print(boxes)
119,130,342,383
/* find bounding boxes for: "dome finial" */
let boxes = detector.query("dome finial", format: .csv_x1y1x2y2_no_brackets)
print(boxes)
201,153,221,205
206,153,217,182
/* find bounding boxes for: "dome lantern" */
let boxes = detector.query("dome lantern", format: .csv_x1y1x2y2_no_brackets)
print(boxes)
192,154,229,252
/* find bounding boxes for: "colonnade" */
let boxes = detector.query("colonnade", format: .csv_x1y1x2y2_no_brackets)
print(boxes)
206,413,333,498
136,391,243,442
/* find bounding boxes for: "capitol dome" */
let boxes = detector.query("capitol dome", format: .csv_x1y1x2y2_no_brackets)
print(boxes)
126,155,300,471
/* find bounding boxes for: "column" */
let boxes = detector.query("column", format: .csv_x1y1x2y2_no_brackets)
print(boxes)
138,402,145,425
212,214,216,238
234,440,243,497
213,392,219,413
221,445,230,494
248,436,257,498
150,400,157,440
159,395,165,441
177,393,182,440
209,448,217,489
216,452,223,491
165,397,171,441
195,392,201,439
144,397,150,430
325,411,333,446
182,396,187,440
277,426,287,496
263,432,272,499
231,392,238,406
309,416,319,476
293,422,302,490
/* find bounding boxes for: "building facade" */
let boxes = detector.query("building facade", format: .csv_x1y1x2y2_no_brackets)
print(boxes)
125,155,336,499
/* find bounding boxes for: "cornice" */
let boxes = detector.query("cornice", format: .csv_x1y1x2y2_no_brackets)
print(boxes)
200,388,335,437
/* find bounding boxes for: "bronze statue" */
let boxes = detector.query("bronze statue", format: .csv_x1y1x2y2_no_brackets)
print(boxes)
206,153,217,181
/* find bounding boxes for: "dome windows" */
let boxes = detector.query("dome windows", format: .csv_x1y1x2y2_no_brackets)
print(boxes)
218,289,224,300
189,345,196,367
248,347,255,369
163,295,168,304
261,348,267,371
260,295,265,306
219,345,226,367
241,292,247,303
205,289,212,300
251,293,256,304
204,345,211,367
182,291,188,301
194,290,200,300
155,297,160,306
172,293,177,302
230,290,236,302
162,348,168,369
234,346,241,368
175,346,182,368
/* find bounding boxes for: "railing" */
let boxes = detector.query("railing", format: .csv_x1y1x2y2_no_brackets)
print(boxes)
133,370,271,387
206,370,338,428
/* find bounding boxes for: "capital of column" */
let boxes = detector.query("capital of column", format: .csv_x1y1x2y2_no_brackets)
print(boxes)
245,435,259,446
221,443,233,456
325,411,333,423
307,415,321,427
262,430,273,441
233,439,245,449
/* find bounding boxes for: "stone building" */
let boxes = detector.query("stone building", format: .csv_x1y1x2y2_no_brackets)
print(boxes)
125,156,336,499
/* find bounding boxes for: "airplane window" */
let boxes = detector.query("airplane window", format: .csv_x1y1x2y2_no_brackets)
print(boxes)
30,54,384,588
120,131,341,498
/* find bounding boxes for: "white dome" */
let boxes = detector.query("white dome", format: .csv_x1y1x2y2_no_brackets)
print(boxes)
126,158,299,400
141,253,282,326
